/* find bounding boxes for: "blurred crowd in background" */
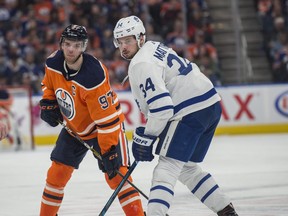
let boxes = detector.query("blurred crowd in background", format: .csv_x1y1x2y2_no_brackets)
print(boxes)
256,0,288,82
0,0,287,95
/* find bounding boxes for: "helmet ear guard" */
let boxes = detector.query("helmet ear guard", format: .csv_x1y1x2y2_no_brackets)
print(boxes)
113,15,146,48
60,24,88,51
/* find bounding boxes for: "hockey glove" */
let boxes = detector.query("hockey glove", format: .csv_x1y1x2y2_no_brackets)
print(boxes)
132,127,158,162
39,99,63,127
101,145,122,179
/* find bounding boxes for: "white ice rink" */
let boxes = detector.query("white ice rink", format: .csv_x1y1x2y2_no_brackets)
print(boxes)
0,133,288,216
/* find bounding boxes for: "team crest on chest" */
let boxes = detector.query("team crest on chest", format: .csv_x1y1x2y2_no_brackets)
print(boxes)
55,88,75,120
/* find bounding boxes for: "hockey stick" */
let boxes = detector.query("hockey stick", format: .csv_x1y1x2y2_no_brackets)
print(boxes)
58,121,172,216
99,160,138,216
57,120,148,200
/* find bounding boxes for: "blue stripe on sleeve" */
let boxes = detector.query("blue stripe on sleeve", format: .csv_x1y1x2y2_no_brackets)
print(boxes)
150,105,174,113
147,92,170,104
174,88,217,114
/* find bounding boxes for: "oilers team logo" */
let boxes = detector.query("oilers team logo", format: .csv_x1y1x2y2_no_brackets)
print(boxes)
55,88,75,120
275,90,288,117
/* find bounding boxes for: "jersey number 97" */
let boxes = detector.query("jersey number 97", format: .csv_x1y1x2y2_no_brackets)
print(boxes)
99,90,114,109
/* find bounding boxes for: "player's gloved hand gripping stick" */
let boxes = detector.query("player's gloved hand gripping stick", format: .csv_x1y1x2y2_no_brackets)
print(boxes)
39,99,63,127
132,127,159,161
101,144,121,179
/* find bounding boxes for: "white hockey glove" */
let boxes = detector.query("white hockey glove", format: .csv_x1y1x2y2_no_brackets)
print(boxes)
132,127,158,162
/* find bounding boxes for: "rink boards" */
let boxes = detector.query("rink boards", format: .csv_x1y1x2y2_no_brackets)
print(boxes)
30,83,288,145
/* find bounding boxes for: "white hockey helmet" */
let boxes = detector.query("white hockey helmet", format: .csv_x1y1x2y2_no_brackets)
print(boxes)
113,15,146,48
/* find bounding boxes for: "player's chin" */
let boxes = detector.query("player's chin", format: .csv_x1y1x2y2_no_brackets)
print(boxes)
67,57,78,64
65,56,75,62
125,52,137,60
122,52,128,58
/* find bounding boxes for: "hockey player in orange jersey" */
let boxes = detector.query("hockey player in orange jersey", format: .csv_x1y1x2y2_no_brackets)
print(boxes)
0,120,8,140
0,90,12,141
39,24,144,216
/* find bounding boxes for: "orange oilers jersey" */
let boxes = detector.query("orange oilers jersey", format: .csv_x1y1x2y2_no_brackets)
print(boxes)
41,50,125,153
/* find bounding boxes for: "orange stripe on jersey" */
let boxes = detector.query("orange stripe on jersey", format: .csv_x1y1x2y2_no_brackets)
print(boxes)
76,121,97,136
119,123,128,166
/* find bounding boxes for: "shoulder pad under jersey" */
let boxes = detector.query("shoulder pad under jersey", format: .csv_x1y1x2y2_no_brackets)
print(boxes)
73,53,106,89
46,50,65,71
46,52,106,89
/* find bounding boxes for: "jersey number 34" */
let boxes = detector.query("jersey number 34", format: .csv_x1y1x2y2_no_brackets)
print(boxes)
139,53,192,98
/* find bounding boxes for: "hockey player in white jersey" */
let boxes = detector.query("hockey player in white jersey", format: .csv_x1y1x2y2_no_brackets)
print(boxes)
113,15,238,216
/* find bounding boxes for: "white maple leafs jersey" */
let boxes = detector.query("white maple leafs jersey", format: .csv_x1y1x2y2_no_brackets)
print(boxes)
128,41,221,136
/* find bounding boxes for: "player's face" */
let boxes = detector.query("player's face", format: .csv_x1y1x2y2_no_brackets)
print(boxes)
117,36,139,59
62,39,83,64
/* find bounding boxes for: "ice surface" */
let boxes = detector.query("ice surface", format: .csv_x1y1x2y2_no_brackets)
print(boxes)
0,133,288,216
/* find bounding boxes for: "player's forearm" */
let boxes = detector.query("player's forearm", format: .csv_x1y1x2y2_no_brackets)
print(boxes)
98,129,121,153
144,116,170,136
